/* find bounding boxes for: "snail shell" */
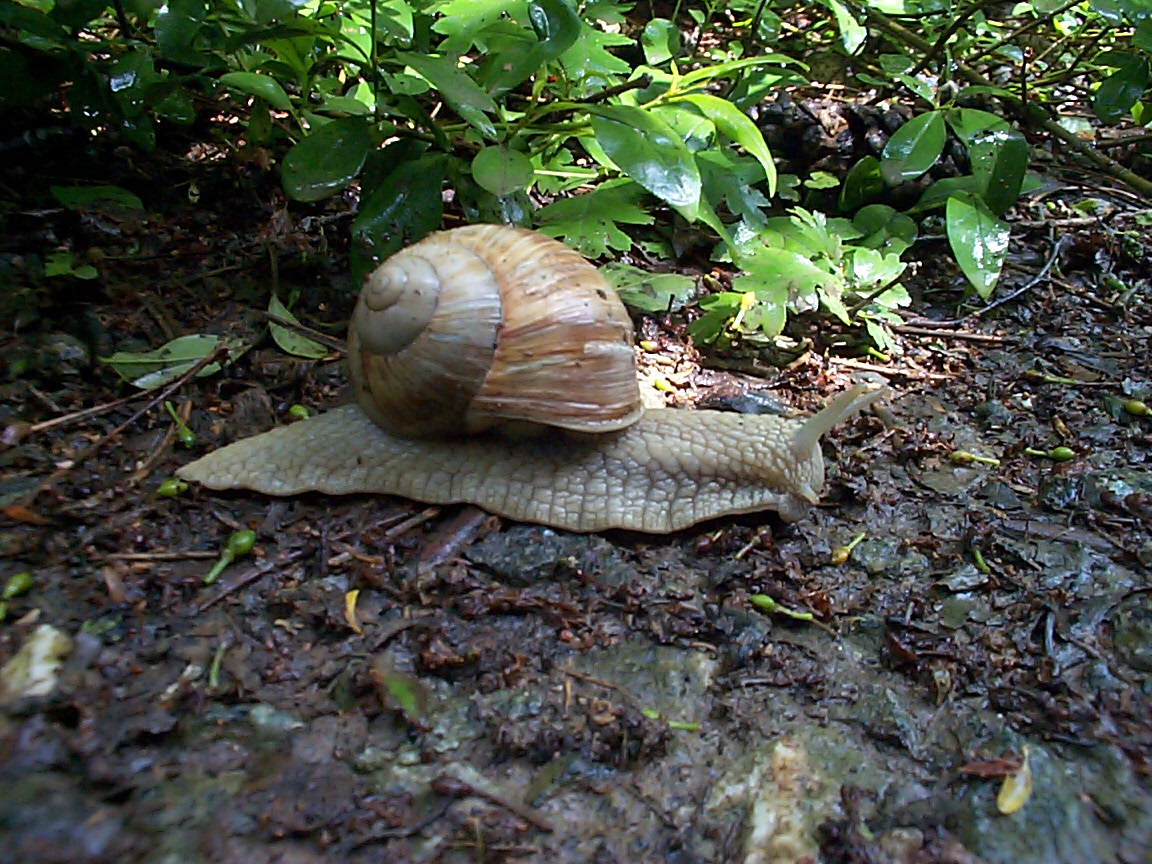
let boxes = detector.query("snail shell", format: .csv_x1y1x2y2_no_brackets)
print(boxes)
178,226,888,533
346,225,642,438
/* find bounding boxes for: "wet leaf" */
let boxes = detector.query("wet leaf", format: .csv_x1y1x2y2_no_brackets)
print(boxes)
679,93,777,195
218,71,292,113
100,334,246,389
352,149,448,284
281,116,370,202
881,110,945,182
1093,58,1149,123
641,17,680,65
946,192,1010,298
471,145,535,196
840,155,885,210
399,52,498,139
969,126,1029,216
268,295,328,359
588,104,701,217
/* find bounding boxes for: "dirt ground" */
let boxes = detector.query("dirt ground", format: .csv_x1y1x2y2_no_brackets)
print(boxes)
1,131,1150,864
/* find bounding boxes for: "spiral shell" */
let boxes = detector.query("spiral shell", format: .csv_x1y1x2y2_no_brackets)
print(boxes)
346,225,642,438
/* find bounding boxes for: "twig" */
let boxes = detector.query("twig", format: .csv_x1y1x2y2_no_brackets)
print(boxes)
577,75,653,104
32,346,229,499
260,310,347,353
895,326,1006,343
432,774,554,833
964,236,1066,321
27,391,142,435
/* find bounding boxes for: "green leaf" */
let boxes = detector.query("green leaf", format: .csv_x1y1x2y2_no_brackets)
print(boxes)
100,335,246,390
892,71,936,104
432,0,528,56
282,117,370,202
907,175,981,214
398,52,498,138
480,0,581,95
697,149,770,229
687,292,742,343
50,184,143,210
472,146,535,196
946,192,1010,299
822,0,866,53
840,155,885,210
741,245,840,313
946,108,1011,145
536,178,653,258
853,204,918,255
218,71,293,113
154,0,207,64
588,104,701,217
678,54,805,90
969,127,1029,216
640,17,680,65
559,20,632,96
679,93,777,195
268,295,328,359
1093,60,1150,123
651,102,715,152
602,261,695,313
880,110,945,182
352,149,448,285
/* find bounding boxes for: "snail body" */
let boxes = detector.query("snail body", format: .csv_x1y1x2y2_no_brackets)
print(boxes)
178,226,884,533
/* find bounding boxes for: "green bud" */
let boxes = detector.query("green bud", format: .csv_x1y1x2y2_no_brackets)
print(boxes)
158,477,189,498
227,529,257,557
1123,400,1149,417
1048,446,1075,462
2,571,33,600
288,404,310,421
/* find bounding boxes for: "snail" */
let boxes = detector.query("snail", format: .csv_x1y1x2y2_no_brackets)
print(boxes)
177,225,886,533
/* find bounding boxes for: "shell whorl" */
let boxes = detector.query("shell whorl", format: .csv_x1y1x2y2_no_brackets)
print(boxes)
346,225,642,439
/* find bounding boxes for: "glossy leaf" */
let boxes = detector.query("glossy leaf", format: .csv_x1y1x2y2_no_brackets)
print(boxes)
880,110,945,182
588,104,701,217
678,54,805,91
840,155,885,210
907,175,981,214
281,116,370,202
969,127,1029,216
482,0,581,95
399,52,498,138
640,17,680,65
946,192,1010,299
472,146,535,196
268,295,328,359
946,108,1010,146
853,204,918,255
823,0,866,53
1093,60,1150,123
218,71,292,113
352,150,448,284
680,93,777,195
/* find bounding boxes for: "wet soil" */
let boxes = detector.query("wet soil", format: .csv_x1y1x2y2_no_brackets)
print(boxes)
1,134,1150,864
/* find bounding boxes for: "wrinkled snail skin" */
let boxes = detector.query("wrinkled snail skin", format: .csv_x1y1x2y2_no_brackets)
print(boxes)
176,385,885,534
177,225,886,533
